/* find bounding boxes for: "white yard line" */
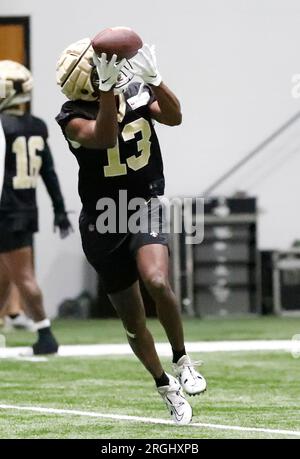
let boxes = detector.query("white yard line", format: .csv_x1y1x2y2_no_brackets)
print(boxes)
0,340,299,358
0,403,299,437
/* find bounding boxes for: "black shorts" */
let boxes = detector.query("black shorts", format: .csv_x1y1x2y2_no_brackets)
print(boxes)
79,198,169,294
0,230,33,253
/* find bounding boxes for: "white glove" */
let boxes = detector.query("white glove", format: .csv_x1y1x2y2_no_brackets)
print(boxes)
93,52,126,92
130,44,162,86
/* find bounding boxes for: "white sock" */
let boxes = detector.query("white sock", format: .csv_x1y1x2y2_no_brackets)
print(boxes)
34,318,51,331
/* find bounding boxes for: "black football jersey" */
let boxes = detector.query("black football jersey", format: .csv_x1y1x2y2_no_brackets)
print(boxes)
0,112,65,232
56,83,165,213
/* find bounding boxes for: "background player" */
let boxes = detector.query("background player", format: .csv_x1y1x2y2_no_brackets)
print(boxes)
56,38,206,424
0,60,72,354
0,279,34,331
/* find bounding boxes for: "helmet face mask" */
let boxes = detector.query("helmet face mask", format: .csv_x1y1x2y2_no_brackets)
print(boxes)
90,58,134,96
57,38,135,101
0,60,33,111
90,65,101,98
113,60,135,94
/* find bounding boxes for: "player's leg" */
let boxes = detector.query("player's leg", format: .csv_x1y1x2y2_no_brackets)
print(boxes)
108,279,192,424
131,199,186,357
0,258,12,313
2,246,45,321
79,212,192,424
137,244,185,355
3,284,35,331
1,246,59,354
108,280,164,378
80,216,164,376
136,243,207,395
3,283,22,316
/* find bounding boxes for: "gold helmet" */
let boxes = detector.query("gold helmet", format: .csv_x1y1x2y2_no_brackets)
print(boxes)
56,37,134,101
0,60,33,111
56,38,97,101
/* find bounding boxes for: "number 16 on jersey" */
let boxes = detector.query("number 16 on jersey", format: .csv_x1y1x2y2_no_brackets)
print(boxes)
12,136,43,189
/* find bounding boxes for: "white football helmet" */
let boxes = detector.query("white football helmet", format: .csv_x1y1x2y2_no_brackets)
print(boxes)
56,38,134,101
0,60,33,111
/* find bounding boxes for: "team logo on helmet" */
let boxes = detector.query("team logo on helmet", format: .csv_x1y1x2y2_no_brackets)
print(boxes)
0,60,33,111
56,38,134,101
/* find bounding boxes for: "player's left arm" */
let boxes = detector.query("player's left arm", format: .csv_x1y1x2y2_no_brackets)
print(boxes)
130,44,182,126
40,141,73,238
148,83,182,126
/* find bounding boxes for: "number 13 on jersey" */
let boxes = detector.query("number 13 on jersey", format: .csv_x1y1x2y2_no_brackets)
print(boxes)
104,117,151,177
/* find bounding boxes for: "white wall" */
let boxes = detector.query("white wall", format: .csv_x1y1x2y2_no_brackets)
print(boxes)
1,0,300,316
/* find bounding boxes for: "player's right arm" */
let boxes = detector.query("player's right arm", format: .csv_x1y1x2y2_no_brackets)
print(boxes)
65,53,126,150
65,91,118,149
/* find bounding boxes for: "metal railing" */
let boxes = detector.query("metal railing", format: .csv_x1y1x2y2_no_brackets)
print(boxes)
202,111,300,197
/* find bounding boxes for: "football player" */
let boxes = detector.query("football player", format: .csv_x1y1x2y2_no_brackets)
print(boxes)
0,60,72,354
56,39,206,424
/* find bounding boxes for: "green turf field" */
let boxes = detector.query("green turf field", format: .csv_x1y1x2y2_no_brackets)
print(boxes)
0,317,300,439
2,315,300,346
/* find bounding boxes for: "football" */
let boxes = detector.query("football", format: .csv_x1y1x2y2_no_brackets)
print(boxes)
91,26,143,60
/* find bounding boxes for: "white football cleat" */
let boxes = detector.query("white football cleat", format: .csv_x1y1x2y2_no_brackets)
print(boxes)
173,355,207,395
157,373,192,425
